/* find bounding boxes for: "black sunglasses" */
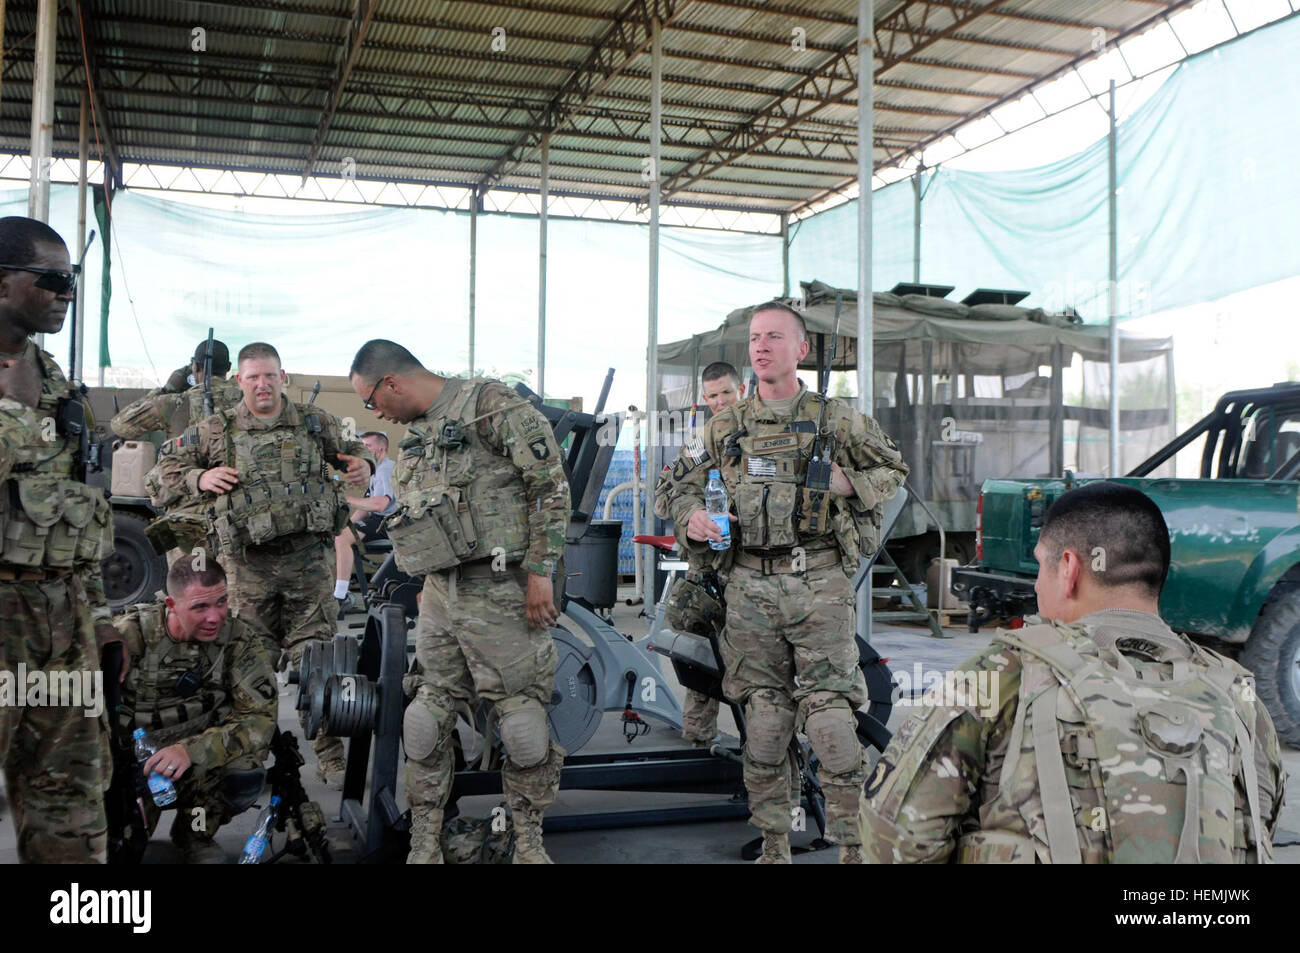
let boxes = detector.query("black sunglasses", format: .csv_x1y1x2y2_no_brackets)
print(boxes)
364,375,389,411
0,263,80,294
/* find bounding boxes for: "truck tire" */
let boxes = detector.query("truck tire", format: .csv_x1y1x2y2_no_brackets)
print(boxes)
101,511,167,612
1240,585,1300,749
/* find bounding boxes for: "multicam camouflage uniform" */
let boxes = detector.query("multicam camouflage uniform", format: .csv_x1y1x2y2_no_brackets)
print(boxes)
658,383,907,851
110,376,243,440
389,377,568,863
146,395,373,769
0,341,115,863
861,610,1287,864
114,600,278,855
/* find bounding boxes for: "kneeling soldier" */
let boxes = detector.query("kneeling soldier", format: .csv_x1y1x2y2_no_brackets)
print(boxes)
110,557,278,863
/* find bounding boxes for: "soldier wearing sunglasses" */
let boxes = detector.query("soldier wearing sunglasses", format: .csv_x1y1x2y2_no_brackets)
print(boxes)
0,216,118,863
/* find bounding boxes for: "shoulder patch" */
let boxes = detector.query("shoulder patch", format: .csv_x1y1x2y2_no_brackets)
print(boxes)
528,437,551,460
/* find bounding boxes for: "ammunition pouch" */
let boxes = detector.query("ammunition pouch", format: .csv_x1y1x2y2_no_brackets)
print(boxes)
795,485,832,537
2,478,112,568
210,481,343,555
385,488,479,575
145,508,211,555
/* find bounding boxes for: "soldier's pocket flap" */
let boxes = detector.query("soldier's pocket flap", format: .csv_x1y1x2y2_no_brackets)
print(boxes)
59,484,99,529
16,479,65,527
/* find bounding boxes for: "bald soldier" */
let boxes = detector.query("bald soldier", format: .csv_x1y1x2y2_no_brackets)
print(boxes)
349,340,569,864
861,482,1286,863
658,303,908,863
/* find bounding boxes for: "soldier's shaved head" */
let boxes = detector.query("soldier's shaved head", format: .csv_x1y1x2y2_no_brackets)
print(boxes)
1038,482,1170,598
237,342,280,368
167,557,227,597
350,339,424,384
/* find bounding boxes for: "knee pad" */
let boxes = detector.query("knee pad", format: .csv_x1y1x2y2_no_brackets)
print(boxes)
496,696,550,769
220,769,267,815
745,692,797,766
805,706,862,776
403,689,456,763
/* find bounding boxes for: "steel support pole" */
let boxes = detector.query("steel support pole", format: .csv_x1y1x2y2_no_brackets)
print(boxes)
912,162,923,283
28,0,56,222
0,0,8,112
781,211,790,298
75,93,88,381
857,0,874,641
468,188,478,376
1108,80,1120,476
538,138,549,399
645,14,663,608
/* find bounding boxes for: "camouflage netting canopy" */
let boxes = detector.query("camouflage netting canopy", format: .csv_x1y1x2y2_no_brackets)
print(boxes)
657,280,1175,541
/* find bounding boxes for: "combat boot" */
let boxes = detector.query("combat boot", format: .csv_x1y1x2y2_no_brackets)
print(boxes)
838,844,864,864
406,808,444,864
511,809,553,864
755,831,791,864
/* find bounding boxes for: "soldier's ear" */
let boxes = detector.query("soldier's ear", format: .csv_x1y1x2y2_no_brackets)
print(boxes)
164,595,177,612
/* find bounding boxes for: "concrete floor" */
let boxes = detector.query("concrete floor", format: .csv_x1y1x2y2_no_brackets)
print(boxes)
2,587,1296,864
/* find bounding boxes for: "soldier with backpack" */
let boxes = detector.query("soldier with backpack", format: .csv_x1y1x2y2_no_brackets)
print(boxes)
861,481,1286,863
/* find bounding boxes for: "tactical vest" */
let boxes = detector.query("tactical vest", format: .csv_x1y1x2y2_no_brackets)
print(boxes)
722,390,831,552
967,621,1269,864
184,378,241,427
208,403,345,554
386,378,532,575
0,345,112,569
118,603,230,748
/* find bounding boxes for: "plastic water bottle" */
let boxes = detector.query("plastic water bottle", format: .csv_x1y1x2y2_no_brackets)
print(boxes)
238,795,282,865
705,469,731,551
132,728,178,807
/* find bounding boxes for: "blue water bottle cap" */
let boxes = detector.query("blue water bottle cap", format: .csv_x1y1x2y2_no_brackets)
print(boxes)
132,728,145,739
708,469,720,480
270,795,283,806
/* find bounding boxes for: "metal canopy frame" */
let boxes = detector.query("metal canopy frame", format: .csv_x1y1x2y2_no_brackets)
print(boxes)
0,0,1231,218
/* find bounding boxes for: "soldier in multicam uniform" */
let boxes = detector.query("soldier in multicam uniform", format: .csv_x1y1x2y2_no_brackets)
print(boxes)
658,303,908,864
0,216,118,863
861,482,1287,864
110,337,242,440
348,339,569,864
655,360,746,747
147,342,373,787
111,558,278,863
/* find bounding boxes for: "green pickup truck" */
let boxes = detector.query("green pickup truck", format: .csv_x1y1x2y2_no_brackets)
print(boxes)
952,382,1300,746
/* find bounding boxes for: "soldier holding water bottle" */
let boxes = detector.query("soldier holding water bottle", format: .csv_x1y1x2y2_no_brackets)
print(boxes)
657,302,907,864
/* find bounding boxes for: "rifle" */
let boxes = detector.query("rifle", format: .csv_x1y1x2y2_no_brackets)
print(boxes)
262,728,332,863
102,643,150,865
796,293,843,536
201,327,215,417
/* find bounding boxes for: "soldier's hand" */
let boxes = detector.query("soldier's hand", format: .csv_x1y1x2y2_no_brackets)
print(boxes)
163,364,191,394
336,452,370,486
198,466,240,494
829,462,855,498
144,744,192,782
95,624,129,681
0,358,40,409
685,507,736,543
525,572,559,629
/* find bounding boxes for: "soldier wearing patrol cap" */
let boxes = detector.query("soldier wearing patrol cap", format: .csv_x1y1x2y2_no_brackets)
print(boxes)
147,341,373,787
860,482,1286,864
110,337,242,440
0,216,118,862
348,339,569,864
658,302,909,864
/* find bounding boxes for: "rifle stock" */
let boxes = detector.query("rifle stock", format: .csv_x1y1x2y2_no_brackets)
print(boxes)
202,327,215,417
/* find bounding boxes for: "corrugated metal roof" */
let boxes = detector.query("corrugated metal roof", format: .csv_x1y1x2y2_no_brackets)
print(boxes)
0,0,1238,213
